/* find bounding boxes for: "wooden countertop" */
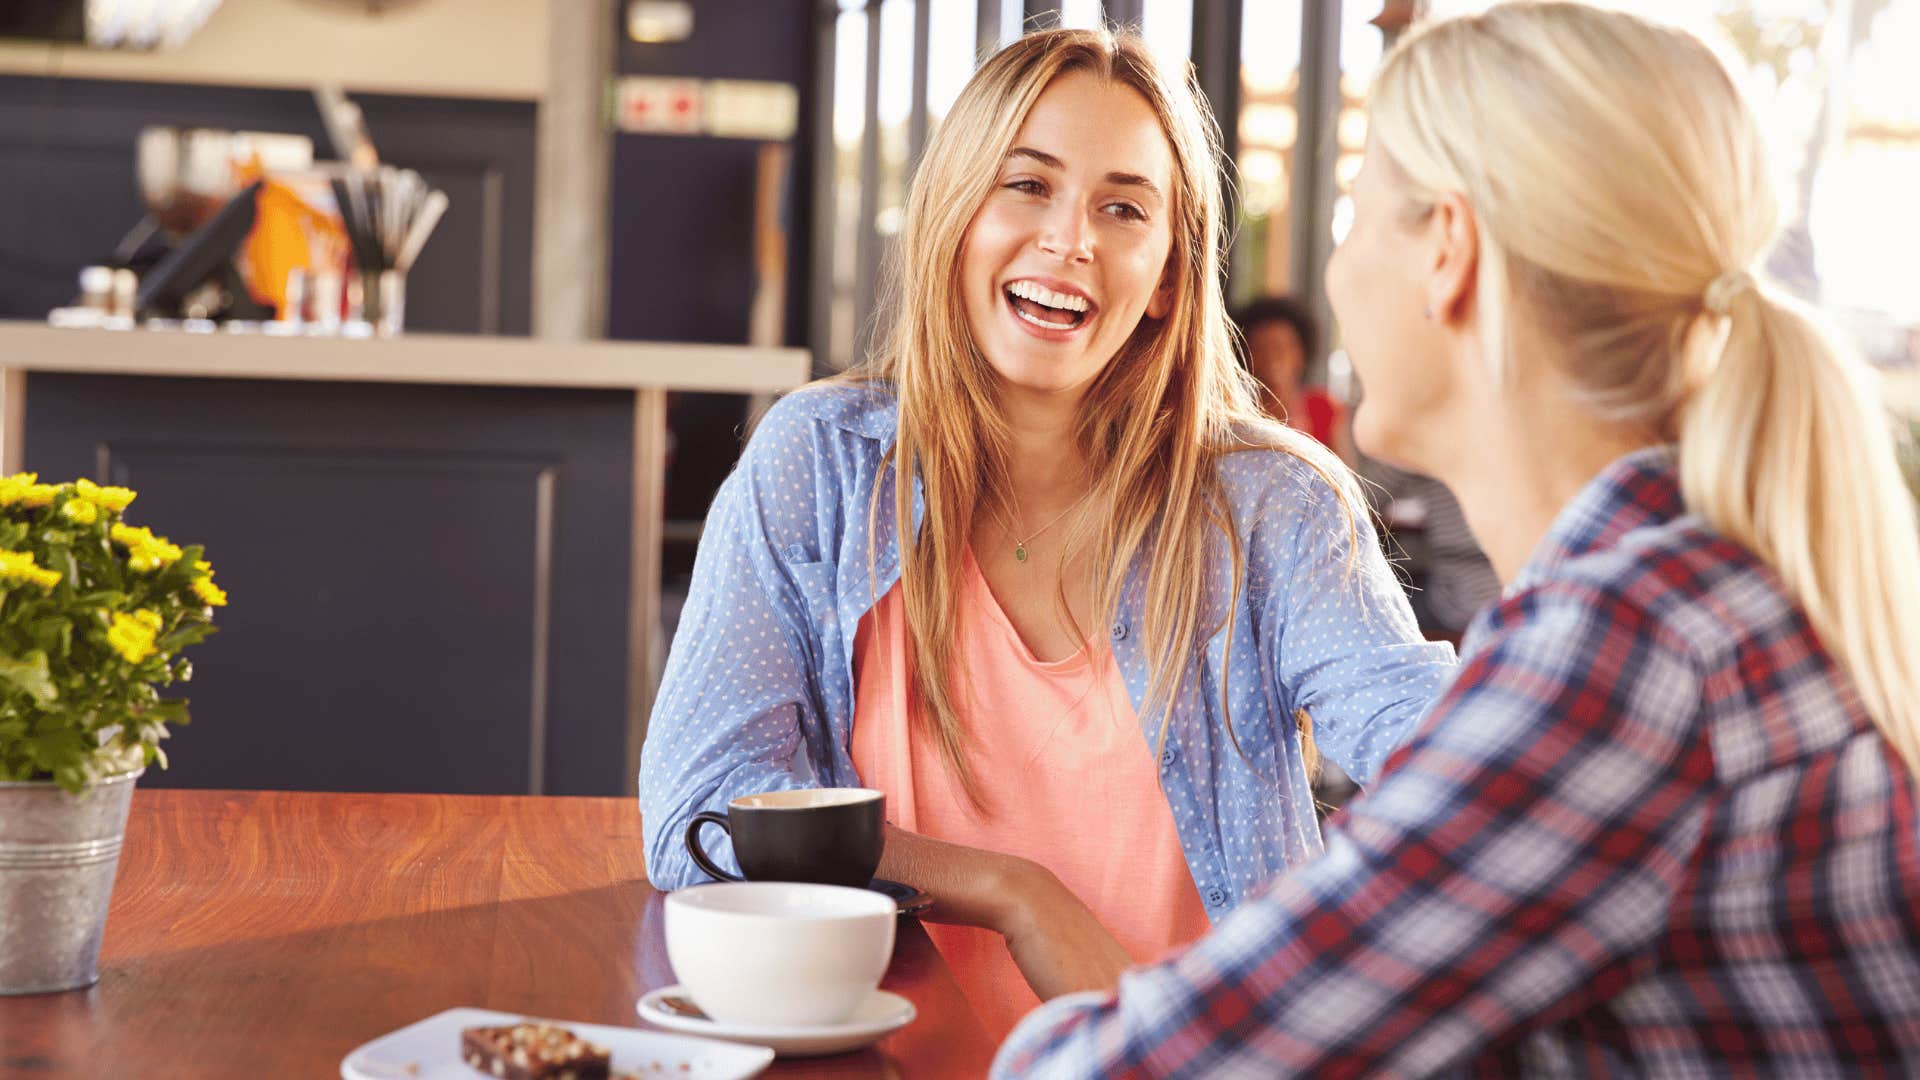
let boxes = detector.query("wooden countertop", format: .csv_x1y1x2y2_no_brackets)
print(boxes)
0,789,998,1079
0,322,811,394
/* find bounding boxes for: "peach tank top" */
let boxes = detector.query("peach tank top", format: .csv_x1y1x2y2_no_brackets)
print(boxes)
850,551,1211,1039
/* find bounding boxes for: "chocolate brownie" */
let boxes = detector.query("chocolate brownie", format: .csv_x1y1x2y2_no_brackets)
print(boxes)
459,1021,612,1080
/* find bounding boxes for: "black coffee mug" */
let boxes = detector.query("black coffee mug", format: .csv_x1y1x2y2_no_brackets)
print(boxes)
685,787,886,889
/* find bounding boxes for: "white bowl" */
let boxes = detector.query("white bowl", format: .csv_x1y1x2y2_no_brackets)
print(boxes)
664,882,896,1028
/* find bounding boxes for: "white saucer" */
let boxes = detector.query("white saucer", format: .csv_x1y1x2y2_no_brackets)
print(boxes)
637,985,916,1057
340,1006,774,1080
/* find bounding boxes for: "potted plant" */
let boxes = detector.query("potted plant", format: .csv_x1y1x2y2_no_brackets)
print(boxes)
0,473,225,994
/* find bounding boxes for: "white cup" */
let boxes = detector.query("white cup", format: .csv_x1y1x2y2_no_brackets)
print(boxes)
664,881,896,1027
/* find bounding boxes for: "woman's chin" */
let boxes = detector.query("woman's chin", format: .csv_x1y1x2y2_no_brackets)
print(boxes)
1353,407,1422,472
984,355,1104,398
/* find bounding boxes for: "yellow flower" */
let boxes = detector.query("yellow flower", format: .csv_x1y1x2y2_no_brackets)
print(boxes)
0,473,36,508
59,498,98,526
0,549,61,590
0,473,58,509
106,609,162,664
74,478,136,514
110,524,183,572
190,575,227,607
189,558,227,605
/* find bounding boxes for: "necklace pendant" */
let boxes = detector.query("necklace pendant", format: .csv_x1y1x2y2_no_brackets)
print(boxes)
1014,544,1028,563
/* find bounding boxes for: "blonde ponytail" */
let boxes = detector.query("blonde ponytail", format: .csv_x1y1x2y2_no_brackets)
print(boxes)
1681,282,1920,771
1372,2,1920,775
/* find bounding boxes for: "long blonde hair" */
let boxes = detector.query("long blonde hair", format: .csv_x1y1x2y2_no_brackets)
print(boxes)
848,28,1351,806
1371,2,1920,771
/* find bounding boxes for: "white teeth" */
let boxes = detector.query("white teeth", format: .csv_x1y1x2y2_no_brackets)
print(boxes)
1006,280,1090,313
1014,304,1073,330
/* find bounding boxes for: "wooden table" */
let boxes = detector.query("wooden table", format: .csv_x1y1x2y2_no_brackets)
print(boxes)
0,790,998,1078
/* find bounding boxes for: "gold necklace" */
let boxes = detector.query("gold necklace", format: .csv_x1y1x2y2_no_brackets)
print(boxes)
996,490,1091,564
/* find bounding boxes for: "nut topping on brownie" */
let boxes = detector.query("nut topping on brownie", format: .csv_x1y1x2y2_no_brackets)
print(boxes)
459,1021,612,1080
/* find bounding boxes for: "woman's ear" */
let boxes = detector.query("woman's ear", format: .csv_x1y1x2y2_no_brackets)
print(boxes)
1146,261,1176,320
1428,191,1478,323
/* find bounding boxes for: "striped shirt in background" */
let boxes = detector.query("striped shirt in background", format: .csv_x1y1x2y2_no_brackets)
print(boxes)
1363,460,1500,637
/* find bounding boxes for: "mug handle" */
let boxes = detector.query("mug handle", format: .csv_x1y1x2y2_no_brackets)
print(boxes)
684,811,742,882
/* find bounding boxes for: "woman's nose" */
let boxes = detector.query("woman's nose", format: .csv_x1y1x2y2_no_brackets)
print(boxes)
1036,204,1093,263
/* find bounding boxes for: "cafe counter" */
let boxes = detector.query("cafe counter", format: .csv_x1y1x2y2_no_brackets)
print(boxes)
0,321,809,798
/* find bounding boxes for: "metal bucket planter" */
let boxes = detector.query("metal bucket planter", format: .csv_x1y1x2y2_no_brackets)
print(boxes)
0,769,141,995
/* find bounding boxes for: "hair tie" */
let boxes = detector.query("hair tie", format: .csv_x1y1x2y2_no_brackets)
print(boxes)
1703,269,1755,316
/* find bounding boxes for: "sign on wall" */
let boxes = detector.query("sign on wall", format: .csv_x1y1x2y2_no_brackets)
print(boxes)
613,77,797,141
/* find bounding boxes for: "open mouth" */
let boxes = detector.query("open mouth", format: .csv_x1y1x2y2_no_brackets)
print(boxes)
1004,280,1093,332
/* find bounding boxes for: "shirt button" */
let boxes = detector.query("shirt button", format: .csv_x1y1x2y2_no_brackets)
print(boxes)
1159,745,1178,767
782,543,806,561
1205,887,1227,907
1109,620,1129,641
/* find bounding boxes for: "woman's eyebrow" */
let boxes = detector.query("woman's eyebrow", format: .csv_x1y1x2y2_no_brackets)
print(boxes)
1007,145,1066,170
1007,146,1164,201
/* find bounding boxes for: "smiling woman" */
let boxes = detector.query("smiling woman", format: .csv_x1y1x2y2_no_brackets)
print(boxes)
961,83,1175,392
638,27,1455,1042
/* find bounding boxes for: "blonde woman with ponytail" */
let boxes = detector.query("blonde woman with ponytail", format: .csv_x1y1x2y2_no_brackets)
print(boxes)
999,4,1920,1076
640,28,1454,1039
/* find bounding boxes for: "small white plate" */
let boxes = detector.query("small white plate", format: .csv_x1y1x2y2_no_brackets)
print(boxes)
340,1006,775,1080
637,985,916,1057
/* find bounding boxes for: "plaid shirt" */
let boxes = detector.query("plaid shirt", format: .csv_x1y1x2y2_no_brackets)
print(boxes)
996,448,1920,1078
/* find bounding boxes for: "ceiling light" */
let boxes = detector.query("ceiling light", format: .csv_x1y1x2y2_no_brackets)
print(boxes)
87,0,223,50
627,1,693,44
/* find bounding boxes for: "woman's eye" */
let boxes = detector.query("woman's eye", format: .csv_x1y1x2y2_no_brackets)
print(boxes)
1106,202,1147,222
1004,179,1045,196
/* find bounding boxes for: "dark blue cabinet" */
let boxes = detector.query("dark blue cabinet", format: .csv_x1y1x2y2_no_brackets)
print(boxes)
24,372,634,796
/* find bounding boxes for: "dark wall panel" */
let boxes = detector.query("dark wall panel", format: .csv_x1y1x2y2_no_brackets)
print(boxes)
611,0,816,350
24,373,634,796
0,76,534,335
608,0,817,562
105,443,547,795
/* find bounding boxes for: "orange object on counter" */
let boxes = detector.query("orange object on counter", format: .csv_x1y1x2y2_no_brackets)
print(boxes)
236,156,346,317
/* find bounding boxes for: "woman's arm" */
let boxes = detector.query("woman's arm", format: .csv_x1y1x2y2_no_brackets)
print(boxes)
639,405,834,890
879,827,1131,1001
1267,467,1457,784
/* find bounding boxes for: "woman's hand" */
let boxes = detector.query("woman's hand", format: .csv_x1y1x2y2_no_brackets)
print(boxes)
876,826,1130,1000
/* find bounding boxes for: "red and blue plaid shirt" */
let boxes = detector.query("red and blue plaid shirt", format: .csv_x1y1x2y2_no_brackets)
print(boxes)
996,448,1920,1077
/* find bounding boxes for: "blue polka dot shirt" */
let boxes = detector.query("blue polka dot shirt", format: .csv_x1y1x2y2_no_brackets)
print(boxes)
639,383,1457,917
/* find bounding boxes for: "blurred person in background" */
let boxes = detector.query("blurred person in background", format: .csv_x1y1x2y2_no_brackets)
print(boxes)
1235,295,1350,457
998,3,1920,1075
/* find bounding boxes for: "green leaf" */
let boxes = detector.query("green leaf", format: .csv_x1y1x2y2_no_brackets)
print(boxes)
0,650,57,705
27,726,84,772
46,545,77,585
52,761,87,794
157,626,213,653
